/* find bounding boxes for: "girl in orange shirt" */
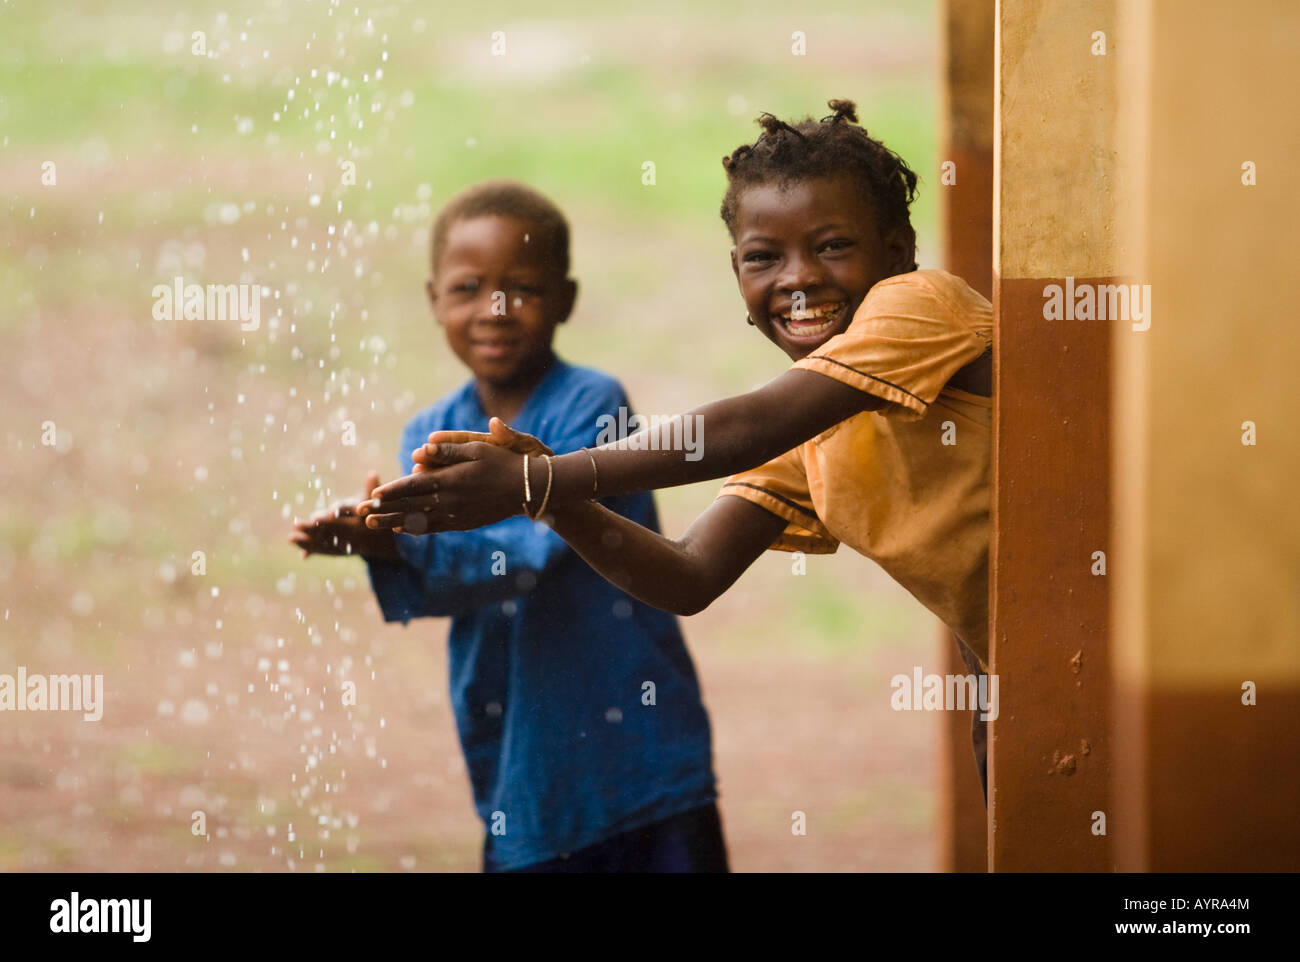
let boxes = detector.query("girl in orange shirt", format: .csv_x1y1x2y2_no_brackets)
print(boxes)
361,99,995,800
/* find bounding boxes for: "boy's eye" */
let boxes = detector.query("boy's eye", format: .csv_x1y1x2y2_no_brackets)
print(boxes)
821,239,853,253
743,251,775,263
451,279,479,293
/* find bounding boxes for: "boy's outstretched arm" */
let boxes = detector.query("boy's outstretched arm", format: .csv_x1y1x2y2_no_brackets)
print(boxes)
546,494,788,616
360,369,878,531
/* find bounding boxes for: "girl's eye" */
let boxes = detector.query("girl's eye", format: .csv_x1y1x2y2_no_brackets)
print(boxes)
452,280,479,293
743,251,774,263
821,239,853,253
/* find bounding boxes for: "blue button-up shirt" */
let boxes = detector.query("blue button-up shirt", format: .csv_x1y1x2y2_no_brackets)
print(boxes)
365,357,718,869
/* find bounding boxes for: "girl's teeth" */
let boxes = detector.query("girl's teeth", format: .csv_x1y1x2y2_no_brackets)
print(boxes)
788,303,843,321
781,303,843,336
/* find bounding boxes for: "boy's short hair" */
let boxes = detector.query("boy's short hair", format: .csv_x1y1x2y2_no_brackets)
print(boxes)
719,98,919,271
430,180,570,278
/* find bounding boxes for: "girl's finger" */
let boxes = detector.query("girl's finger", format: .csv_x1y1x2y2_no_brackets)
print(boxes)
412,443,454,465
369,471,446,503
361,496,438,516
364,512,409,530
427,430,493,446
422,442,482,467
488,418,517,444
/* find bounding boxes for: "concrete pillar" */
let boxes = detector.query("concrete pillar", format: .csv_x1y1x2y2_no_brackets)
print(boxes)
938,0,994,874
989,0,1117,871
1111,0,1300,870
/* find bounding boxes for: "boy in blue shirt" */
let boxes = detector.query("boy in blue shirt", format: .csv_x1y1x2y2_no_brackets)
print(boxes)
290,180,725,872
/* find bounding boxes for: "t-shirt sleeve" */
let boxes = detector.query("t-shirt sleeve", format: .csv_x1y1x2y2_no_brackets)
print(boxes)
792,272,991,421
714,444,839,554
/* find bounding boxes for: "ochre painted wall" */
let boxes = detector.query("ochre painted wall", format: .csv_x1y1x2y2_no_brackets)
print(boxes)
1112,0,1300,871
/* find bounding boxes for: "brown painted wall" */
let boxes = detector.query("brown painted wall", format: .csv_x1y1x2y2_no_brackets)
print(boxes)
990,0,1117,871
939,0,995,874
991,277,1114,870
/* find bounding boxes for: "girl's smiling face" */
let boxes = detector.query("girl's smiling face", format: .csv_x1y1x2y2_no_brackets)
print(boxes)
730,173,914,362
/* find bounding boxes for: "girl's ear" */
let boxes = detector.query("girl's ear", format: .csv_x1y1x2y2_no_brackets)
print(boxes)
883,227,915,273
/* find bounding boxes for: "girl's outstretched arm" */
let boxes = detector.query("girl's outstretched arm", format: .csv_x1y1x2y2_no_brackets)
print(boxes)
360,368,877,531
545,494,788,616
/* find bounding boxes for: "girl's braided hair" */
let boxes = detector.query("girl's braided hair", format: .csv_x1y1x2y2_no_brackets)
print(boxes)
720,99,919,270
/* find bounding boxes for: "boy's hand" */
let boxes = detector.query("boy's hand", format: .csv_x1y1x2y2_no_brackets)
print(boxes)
290,471,401,559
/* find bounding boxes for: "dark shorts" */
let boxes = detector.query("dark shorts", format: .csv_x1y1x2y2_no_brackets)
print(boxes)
483,802,730,873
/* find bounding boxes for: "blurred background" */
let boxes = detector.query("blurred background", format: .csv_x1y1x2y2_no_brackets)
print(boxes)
0,0,947,871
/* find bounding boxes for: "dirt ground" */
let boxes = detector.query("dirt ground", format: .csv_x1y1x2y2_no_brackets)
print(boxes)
0,594,944,872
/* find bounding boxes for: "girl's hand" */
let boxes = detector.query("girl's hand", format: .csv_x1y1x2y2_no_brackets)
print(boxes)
359,422,530,532
411,417,553,472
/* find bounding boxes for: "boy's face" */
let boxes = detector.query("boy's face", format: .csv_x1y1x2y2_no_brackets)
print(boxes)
427,215,575,389
730,173,912,362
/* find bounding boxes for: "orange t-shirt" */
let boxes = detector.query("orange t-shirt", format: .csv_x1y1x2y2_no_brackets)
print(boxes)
717,269,993,670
